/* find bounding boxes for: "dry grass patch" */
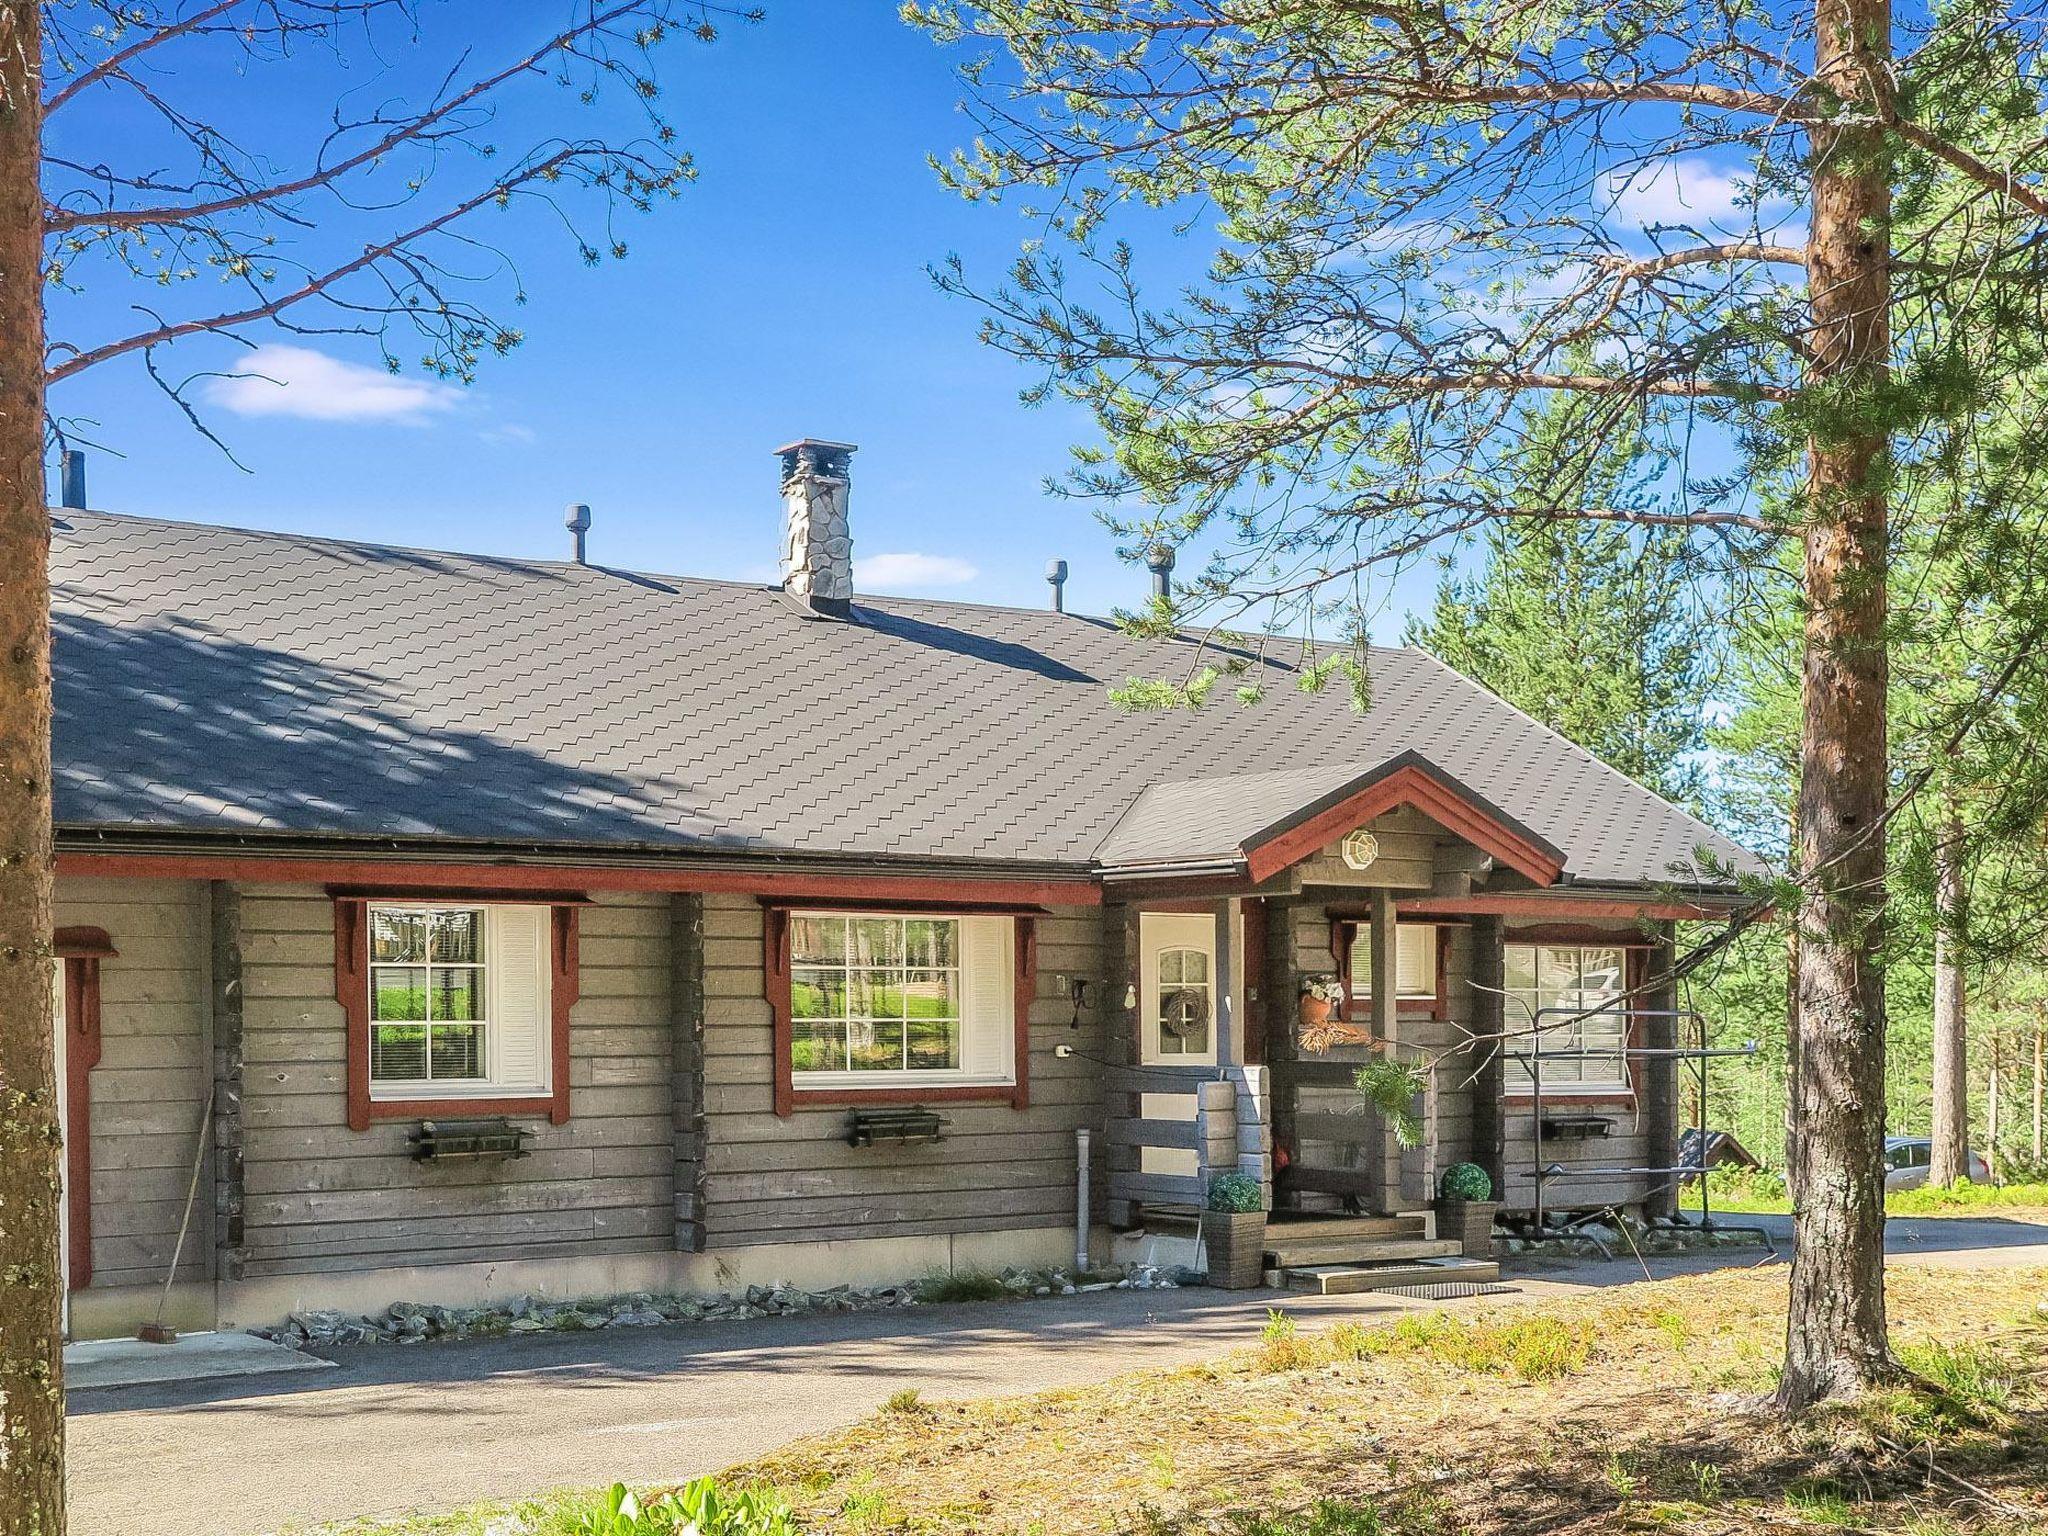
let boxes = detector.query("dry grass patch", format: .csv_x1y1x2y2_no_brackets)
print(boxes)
735,1265,2048,1536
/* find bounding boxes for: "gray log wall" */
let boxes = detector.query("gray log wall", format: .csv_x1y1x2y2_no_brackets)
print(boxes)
233,885,678,1276
697,893,1110,1247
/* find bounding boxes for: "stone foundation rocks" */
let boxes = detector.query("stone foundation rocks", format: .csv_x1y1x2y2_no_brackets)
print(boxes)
1498,1216,1772,1261
254,1262,1194,1350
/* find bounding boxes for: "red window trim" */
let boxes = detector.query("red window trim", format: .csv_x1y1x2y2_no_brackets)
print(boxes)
338,897,577,1131
766,906,1035,1117
1331,919,1451,1023
56,934,113,1291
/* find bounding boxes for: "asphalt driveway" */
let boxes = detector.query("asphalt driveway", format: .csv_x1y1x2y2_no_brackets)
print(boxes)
66,1213,2048,1536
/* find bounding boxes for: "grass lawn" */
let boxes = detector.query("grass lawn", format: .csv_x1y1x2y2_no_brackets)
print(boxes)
313,1263,2048,1536
1688,1176,2048,1221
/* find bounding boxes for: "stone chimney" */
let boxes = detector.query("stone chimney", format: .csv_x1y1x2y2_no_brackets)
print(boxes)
777,439,856,618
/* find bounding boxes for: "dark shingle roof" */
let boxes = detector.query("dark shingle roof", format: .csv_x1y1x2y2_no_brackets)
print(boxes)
50,509,1752,885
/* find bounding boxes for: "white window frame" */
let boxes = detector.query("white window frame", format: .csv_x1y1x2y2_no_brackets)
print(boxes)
367,902,552,1103
1503,942,1632,1095
1349,922,1440,1004
787,910,1017,1091
1141,912,1217,1066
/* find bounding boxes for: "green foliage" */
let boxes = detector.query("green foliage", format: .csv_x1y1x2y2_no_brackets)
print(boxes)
880,1387,927,1416
1207,1170,1264,1212
1336,1311,1593,1382
1437,1163,1492,1202
1352,1059,1426,1149
557,1479,797,1536
1886,1180,2048,1215
1254,1308,1318,1373
914,1269,1013,1304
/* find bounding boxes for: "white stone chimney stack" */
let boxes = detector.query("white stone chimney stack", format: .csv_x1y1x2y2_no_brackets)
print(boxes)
777,438,856,618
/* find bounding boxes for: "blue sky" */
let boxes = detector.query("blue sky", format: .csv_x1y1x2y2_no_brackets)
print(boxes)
47,6,1221,621
47,6,1770,634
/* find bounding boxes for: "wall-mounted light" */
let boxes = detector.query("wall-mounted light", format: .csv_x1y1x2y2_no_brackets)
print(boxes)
1068,976,1091,1029
1123,982,1138,1010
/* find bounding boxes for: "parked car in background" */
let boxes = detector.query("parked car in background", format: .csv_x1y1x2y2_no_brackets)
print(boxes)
1884,1136,1990,1189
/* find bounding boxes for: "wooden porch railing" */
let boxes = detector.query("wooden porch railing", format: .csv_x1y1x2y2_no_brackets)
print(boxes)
1105,1065,1267,1222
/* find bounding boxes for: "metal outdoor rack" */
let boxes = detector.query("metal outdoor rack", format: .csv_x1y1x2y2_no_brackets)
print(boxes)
1505,1005,1775,1253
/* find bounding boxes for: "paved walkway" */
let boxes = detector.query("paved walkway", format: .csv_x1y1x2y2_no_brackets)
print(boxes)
67,1214,2048,1536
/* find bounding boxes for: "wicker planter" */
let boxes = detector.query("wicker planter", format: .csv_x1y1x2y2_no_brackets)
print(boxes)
1436,1197,1500,1260
1201,1209,1268,1290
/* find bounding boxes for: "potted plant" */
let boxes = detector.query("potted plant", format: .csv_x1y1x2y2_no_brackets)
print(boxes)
1201,1170,1267,1290
1297,974,1345,1027
1435,1162,1500,1259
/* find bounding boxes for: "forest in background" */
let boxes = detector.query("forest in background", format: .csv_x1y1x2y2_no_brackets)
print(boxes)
1409,509,2048,1180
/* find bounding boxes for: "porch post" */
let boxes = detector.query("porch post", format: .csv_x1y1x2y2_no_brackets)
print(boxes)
1468,914,1507,1199
1370,887,1400,1212
1642,921,1681,1221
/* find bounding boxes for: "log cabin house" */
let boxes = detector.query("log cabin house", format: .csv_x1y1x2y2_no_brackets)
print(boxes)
47,439,1754,1338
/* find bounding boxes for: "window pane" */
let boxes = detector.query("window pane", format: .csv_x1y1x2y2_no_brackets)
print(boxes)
372,910,427,964
791,916,845,965
791,967,842,1021
1159,948,1184,985
791,1021,848,1073
430,1022,483,1080
372,966,427,1022
848,918,903,966
1181,949,1209,985
1504,946,1537,993
1579,949,1625,996
431,966,482,1022
371,1024,428,1081
430,909,484,964
849,1017,906,1072
847,968,899,1020
904,919,957,968
907,1018,960,1070
904,969,959,1020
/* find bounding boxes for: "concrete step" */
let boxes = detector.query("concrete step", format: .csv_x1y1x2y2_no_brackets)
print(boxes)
1282,1256,1503,1296
1264,1236,1463,1268
1265,1214,1428,1242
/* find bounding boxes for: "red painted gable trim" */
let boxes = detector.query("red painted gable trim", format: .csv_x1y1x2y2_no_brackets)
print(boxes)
1242,765,1564,888
59,850,1099,907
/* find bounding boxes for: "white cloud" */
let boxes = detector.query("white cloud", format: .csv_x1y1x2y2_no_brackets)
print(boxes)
1603,157,1788,232
207,345,462,423
855,552,979,590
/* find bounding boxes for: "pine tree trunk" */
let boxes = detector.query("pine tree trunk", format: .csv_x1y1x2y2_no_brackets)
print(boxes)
1779,0,1896,1413
1929,802,1969,1185
0,3,62,1531
2032,1012,2042,1165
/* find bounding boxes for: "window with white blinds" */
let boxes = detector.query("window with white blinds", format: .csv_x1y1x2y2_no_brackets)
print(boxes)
367,903,551,1100
788,912,1016,1087
1348,922,1439,1003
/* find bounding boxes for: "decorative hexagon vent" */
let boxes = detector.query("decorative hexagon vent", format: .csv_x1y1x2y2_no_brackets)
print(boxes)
1340,828,1381,871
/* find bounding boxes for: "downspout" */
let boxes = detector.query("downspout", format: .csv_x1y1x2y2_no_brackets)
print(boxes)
1074,1127,1092,1272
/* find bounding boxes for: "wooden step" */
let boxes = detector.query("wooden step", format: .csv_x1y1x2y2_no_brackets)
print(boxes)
1265,1214,1427,1242
1283,1256,1503,1296
1264,1237,1464,1268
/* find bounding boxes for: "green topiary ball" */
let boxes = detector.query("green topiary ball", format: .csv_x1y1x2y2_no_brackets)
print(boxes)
1439,1162,1493,1202
1207,1170,1264,1212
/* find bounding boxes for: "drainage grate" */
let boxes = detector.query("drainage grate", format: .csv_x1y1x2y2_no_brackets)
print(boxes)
1374,1281,1516,1300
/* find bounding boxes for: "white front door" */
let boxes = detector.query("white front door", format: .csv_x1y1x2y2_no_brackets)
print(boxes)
1140,912,1217,1067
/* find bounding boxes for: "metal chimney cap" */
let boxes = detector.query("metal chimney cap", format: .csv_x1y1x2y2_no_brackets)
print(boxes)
1144,544,1175,573
1045,558,1069,583
564,503,592,532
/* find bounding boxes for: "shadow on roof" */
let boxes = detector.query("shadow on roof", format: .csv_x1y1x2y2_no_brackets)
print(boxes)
53,610,728,845
853,607,1102,684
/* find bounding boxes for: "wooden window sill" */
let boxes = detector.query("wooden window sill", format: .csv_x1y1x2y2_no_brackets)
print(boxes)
366,1095,559,1121
790,1084,1023,1109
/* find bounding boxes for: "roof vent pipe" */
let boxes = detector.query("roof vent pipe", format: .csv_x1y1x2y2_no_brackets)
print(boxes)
1145,544,1175,601
565,503,592,564
1046,557,1069,613
60,450,86,511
